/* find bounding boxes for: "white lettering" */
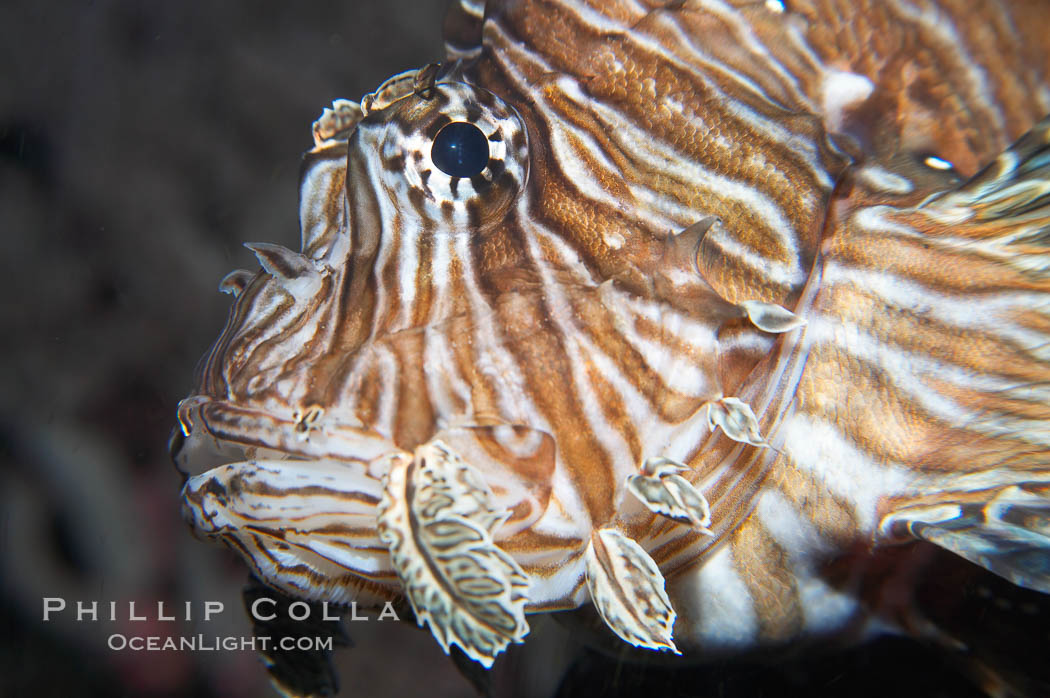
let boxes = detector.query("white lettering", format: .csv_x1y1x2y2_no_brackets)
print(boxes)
157,601,175,622
108,633,127,650
322,602,339,621
288,601,310,621
77,601,98,622
128,601,145,622
377,601,399,621
42,598,65,621
203,601,224,622
251,597,277,621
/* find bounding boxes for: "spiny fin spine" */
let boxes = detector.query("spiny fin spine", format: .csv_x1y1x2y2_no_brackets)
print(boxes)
739,300,806,333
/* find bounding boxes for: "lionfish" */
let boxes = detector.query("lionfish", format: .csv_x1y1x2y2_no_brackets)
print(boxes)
172,0,1050,693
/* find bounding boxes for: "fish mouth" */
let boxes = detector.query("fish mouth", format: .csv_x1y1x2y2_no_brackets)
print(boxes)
170,395,401,481
171,395,402,595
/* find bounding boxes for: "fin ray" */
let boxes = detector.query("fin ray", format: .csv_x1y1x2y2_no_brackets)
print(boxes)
881,482,1050,594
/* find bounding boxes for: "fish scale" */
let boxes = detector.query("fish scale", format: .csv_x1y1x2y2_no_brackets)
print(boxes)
171,0,1050,693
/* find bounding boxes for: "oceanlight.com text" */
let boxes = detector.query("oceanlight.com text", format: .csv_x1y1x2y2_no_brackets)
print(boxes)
107,634,335,652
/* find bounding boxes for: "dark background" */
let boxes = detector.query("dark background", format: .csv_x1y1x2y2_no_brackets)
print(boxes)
1,2,1047,697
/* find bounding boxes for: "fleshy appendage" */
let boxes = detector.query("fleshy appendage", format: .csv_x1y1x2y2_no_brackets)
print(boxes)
376,440,530,668
584,527,680,654
627,457,715,535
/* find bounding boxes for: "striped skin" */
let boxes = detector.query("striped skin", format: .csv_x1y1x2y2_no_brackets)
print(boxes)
173,0,1050,662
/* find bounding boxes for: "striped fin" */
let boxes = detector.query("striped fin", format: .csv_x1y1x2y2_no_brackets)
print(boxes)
639,0,1049,206
880,482,1050,594
241,575,350,698
920,114,1050,244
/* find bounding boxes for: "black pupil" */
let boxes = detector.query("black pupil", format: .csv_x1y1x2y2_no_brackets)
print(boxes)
431,122,489,178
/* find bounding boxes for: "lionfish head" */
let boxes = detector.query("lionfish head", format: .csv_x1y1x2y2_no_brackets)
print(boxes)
173,0,1050,680
171,40,834,660
169,12,845,601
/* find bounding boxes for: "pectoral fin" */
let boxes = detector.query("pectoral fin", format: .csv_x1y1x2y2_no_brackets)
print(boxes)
858,115,1050,596
897,113,1050,279
920,114,1049,228
242,575,350,698
879,482,1050,594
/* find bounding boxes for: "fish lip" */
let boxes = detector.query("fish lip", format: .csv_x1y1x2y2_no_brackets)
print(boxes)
178,470,233,537
172,394,402,478
167,425,189,484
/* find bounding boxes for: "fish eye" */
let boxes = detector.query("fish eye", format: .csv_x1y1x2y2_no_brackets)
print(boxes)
431,122,490,177
360,80,528,229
